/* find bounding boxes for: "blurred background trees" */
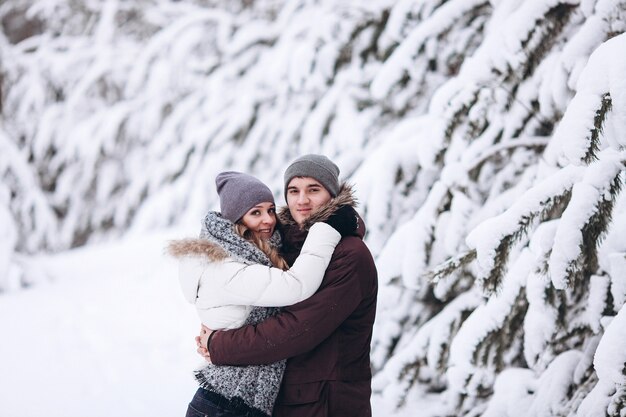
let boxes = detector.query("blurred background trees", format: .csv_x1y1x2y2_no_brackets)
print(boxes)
1,0,624,415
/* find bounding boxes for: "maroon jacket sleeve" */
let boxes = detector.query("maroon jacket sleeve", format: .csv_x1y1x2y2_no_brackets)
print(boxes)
209,238,370,365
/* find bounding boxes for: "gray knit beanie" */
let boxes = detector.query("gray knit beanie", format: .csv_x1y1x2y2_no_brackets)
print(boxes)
283,154,340,197
215,171,275,223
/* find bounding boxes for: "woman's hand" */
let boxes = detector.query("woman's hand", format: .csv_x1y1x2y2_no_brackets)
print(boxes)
196,324,215,363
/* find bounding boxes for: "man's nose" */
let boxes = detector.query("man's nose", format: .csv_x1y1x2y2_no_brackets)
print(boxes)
297,192,309,204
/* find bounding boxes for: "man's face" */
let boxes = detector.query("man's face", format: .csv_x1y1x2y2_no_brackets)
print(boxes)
286,177,332,225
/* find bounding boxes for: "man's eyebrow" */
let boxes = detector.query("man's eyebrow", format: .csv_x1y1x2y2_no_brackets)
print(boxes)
288,182,322,190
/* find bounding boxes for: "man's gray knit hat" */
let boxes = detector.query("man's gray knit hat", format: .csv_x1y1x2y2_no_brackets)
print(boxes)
215,171,275,223
284,154,340,197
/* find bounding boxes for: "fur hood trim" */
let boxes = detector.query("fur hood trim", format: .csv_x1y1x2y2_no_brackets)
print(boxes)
167,238,229,261
278,182,357,229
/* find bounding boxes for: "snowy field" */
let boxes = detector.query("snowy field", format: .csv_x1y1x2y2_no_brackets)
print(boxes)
0,231,422,417
0,231,199,416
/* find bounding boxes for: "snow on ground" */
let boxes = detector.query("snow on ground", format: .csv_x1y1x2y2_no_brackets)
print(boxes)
0,231,199,417
0,231,427,417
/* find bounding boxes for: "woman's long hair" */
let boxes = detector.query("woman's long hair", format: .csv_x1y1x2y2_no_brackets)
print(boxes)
234,223,289,270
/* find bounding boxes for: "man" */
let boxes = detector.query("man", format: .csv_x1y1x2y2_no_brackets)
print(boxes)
200,154,378,417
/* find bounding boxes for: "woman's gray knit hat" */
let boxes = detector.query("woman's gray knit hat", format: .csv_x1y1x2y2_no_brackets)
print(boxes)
215,171,275,223
283,154,340,197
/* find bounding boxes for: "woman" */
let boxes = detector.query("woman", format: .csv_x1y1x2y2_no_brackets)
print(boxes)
168,171,356,417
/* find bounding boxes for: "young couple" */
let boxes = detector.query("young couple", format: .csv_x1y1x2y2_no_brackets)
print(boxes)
169,154,378,417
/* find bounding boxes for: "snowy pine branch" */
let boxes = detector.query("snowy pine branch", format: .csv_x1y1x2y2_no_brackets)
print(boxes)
549,152,625,289
421,249,477,285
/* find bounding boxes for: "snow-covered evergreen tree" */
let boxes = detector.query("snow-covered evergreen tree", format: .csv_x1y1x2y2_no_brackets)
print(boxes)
1,0,625,415
369,2,626,416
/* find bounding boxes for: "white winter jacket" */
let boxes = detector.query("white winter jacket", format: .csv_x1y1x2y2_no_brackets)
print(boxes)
171,222,340,329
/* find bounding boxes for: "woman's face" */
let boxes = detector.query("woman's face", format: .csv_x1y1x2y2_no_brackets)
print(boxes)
240,202,277,240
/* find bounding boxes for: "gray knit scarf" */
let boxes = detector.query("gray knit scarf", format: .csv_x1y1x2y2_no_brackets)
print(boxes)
195,211,286,417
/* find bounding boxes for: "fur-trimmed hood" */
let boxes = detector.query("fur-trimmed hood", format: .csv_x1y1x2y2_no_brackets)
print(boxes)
278,182,360,231
167,238,229,261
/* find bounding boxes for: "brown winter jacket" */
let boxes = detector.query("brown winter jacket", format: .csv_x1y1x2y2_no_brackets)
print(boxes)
209,184,378,417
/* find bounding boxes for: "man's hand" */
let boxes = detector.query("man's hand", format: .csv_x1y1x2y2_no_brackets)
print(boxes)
196,324,215,363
